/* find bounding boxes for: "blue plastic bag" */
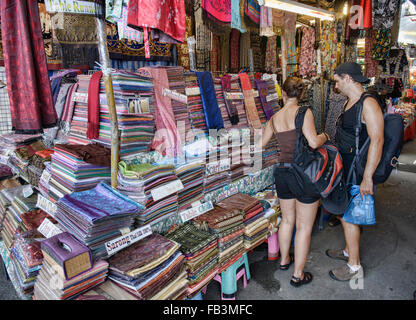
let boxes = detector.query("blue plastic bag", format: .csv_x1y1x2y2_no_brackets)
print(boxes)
342,185,376,225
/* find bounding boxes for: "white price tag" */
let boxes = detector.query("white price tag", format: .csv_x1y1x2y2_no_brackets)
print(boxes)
36,194,58,217
38,218,63,238
266,93,278,102
179,201,214,223
151,179,184,202
163,88,188,104
205,158,230,176
253,90,259,98
185,87,200,96
224,92,244,100
105,225,152,256
40,170,51,183
23,185,33,198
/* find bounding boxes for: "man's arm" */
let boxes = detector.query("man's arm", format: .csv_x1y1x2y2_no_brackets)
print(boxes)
360,97,384,198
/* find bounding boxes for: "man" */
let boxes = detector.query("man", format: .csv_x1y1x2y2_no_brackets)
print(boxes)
326,62,384,281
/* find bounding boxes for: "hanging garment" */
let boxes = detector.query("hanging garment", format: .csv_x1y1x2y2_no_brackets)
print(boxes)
299,27,316,77
221,74,240,125
86,71,103,140
321,21,337,77
260,5,274,37
239,31,251,69
220,31,231,73
239,73,262,130
115,6,143,43
272,8,285,36
372,29,392,61
365,30,378,78
141,67,181,158
244,0,260,25
255,79,274,120
230,29,241,73
231,0,246,33
210,34,221,72
0,0,57,133
177,15,194,70
360,0,372,29
202,0,231,23
195,72,224,130
194,1,211,70
373,0,400,30
265,36,277,74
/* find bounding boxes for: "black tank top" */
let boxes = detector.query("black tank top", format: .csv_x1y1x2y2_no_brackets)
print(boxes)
341,99,369,150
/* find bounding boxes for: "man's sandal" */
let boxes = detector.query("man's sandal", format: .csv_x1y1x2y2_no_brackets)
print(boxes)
290,272,313,287
279,254,294,270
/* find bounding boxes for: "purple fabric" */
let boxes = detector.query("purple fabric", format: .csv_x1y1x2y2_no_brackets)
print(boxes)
255,79,274,120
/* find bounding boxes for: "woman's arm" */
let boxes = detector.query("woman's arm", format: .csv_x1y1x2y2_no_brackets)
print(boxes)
302,109,328,149
260,117,274,150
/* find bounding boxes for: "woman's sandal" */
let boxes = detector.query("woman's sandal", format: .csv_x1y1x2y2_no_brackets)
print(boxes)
279,255,294,270
290,272,313,287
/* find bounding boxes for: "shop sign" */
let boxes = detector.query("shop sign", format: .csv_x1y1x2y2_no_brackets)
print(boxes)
45,0,99,15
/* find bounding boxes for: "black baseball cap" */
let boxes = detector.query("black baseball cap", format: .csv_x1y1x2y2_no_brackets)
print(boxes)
334,62,370,84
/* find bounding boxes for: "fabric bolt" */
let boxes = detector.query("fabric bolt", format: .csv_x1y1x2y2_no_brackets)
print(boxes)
86,71,103,140
1,0,57,133
221,74,240,124
299,27,316,77
196,71,224,130
239,72,262,129
54,144,111,168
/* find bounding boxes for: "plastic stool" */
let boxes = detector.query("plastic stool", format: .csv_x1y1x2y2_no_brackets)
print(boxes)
213,266,248,300
213,253,251,299
267,232,280,261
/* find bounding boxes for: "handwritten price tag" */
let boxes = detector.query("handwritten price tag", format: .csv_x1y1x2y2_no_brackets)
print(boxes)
179,201,214,223
105,225,152,256
151,179,184,202
36,194,57,217
38,218,62,238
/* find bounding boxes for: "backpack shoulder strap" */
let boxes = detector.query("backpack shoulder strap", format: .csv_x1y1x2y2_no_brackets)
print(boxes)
295,105,309,135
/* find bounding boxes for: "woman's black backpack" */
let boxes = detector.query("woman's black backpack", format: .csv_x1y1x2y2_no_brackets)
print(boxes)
344,93,404,185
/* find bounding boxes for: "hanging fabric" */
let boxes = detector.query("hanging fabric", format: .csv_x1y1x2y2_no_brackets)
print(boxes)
230,29,241,73
260,5,274,37
231,0,246,33
87,71,103,140
221,74,240,125
202,0,231,23
177,15,194,70
0,0,57,133
239,73,262,130
373,0,400,30
365,30,378,78
372,29,392,61
255,79,274,120
244,0,260,25
196,72,224,130
210,34,220,72
299,26,316,78
265,36,277,73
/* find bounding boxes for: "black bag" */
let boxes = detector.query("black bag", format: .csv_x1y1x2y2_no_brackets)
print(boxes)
291,106,344,198
345,94,404,185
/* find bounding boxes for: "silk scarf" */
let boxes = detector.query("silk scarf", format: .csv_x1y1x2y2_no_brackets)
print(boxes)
255,79,274,120
221,74,240,125
239,73,262,130
87,71,103,140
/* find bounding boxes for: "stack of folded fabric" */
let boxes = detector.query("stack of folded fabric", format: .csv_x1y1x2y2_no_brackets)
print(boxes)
228,74,249,129
27,149,54,188
107,233,188,300
213,76,232,130
0,164,13,181
203,157,230,194
0,178,21,233
69,71,156,159
217,193,269,250
174,161,205,212
166,223,218,298
166,67,191,138
250,75,268,125
49,144,111,201
54,182,141,260
254,190,282,237
10,230,45,297
192,205,245,271
185,72,208,134
0,187,38,250
38,162,52,199
117,162,179,227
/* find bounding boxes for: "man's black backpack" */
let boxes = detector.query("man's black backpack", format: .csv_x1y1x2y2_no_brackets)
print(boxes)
340,93,404,185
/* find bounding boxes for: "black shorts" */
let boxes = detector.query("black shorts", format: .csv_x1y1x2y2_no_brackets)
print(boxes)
273,166,320,204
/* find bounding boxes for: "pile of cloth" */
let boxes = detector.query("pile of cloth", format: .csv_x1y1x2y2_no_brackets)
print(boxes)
0,178,21,235
37,162,52,199
174,160,205,212
117,162,179,227
192,205,245,271
0,186,37,250
54,182,141,260
48,144,111,201
203,157,230,194
166,223,218,298
165,66,191,138
107,233,188,300
10,230,44,297
254,190,282,238
0,164,13,181
185,72,208,134
217,193,269,250
69,71,156,159
27,149,54,188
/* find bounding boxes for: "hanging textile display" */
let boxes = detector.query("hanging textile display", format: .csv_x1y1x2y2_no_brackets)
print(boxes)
255,79,274,120
239,31,251,69
195,72,224,130
250,31,263,72
177,15,194,70
284,12,297,77
244,0,260,25
272,8,284,36
38,2,62,67
0,0,57,133
259,5,274,37
239,73,262,130
140,67,182,158
345,0,361,43
194,1,211,70
107,22,173,61
202,0,231,24
230,29,241,73
371,29,392,61
359,0,372,29
115,6,143,43
231,0,246,33
51,13,99,69
210,34,221,72
220,31,231,73
299,26,316,78
321,21,337,77
365,30,378,78
373,0,400,30
265,36,277,74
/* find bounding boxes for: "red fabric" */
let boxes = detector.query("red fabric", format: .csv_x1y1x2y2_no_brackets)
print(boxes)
404,119,416,142
87,71,103,140
202,0,231,23
360,0,372,29
230,29,240,73
0,0,56,133
127,0,186,43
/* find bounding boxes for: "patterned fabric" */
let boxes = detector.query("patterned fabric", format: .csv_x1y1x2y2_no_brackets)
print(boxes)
210,34,221,72
231,0,246,33
1,0,57,133
239,31,251,69
202,0,231,23
194,1,211,70
230,29,240,73
177,15,193,70
373,0,400,30
299,27,316,77
321,21,337,77
365,30,378,78
244,0,260,25
265,36,277,73
239,72,262,130
272,9,284,36
255,79,274,120
372,29,391,61
260,5,274,37
324,88,348,140
115,6,143,42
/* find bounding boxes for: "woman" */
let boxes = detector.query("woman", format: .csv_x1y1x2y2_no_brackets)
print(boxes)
261,77,329,287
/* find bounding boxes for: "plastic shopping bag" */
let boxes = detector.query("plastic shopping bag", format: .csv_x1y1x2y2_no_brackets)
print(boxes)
342,185,376,225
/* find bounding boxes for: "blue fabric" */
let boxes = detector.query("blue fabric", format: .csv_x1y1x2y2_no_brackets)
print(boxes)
195,71,224,130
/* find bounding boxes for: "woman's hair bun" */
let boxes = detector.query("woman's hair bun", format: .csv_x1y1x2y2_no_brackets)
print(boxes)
282,77,305,100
